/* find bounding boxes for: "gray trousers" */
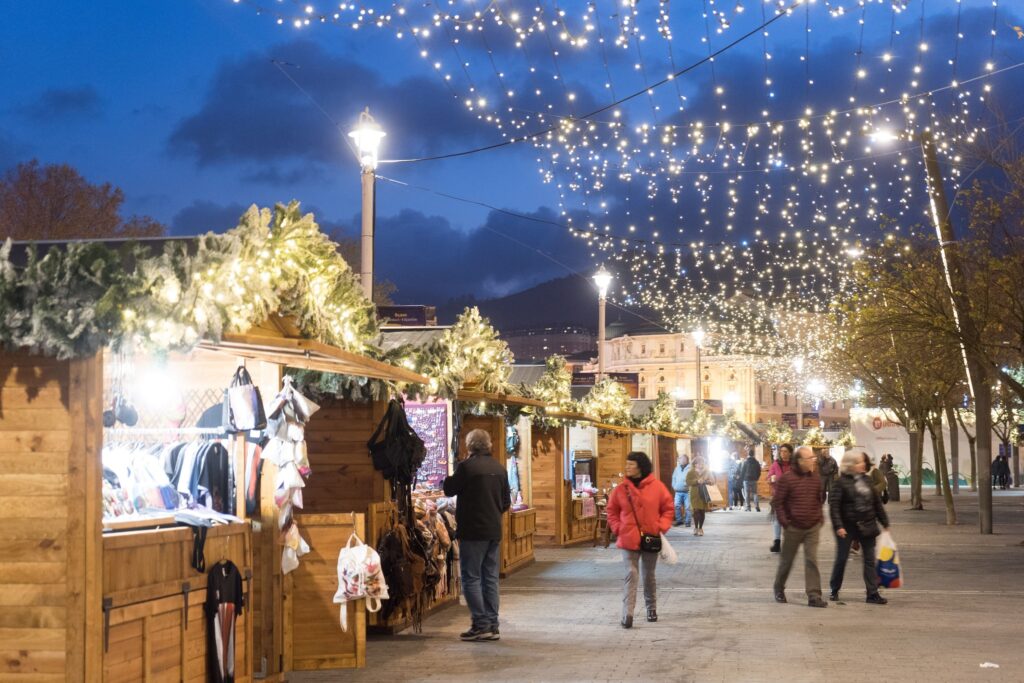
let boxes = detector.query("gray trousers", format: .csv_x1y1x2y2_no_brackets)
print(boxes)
622,549,658,619
773,522,823,600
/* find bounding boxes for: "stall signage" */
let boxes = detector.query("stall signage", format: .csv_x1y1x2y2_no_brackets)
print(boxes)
379,305,435,326
572,372,638,387
781,413,798,428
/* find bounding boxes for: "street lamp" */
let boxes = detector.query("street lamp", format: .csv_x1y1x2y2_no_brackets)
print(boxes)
593,265,612,379
692,328,705,404
792,356,805,429
349,108,386,301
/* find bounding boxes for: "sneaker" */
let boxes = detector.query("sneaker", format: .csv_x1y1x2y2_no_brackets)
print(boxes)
774,591,787,603
829,592,839,602
479,628,500,641
756,506,761,512
684,522,692,528
807,598,828,608
646,608,658,622
460,627,491,641
621,615,633,629
770,539,781,553
866,594,889,605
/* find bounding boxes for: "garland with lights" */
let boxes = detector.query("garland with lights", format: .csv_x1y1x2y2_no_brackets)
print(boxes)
762,421,795,446
684,400,716,438
835,429,856,448
802,426,831,448
642,390,683,433
580,378,633,426
0,202,378,360
717,408,746,442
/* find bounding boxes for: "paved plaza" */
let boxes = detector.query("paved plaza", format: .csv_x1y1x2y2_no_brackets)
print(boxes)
294,491,1024,683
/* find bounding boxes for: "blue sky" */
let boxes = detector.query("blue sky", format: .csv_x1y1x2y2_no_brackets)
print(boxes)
2,1,1020,305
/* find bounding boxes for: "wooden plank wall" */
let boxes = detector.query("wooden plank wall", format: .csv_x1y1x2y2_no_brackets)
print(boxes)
286,513,365,671
530,426,563,546
597,432,629,490
0,350,103,681
102,525,253,682
302,398,387,514
657,436,677,492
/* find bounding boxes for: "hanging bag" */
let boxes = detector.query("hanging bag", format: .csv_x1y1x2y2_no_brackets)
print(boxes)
333,532,389,631
367,399,426,485
624,488,662,554
224,366,267,432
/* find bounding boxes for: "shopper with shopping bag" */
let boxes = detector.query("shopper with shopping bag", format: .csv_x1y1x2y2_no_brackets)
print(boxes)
828,449,891,604
606,451,674,628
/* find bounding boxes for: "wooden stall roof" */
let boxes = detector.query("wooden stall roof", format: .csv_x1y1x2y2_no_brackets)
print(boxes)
652,429,693,440
198,317,429,385
455,389,547,408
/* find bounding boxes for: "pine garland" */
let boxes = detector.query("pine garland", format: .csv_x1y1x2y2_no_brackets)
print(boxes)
802,426,831,448
717,408,745,441
581,378,633,426
763,421,794,445
643,390,683,433
0,202,378,360
411,306,514,398
684,400,715,437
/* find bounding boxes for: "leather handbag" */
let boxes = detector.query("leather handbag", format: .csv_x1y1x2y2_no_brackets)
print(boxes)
625,488,662,553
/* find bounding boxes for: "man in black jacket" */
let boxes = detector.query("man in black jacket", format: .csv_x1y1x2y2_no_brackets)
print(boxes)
741,448,762,512
443,428,511,642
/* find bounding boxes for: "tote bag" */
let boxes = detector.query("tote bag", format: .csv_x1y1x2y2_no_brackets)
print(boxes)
333,533,390,631
224,366,267,432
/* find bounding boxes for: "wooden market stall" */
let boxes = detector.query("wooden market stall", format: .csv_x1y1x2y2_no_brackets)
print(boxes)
531,416,603,548
455,390,545,577
0,311,426,683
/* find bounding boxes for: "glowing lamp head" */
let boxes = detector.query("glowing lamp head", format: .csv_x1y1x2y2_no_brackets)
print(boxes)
692,328,705,347
792,356,805,374
348,108,386,169
870,128,899,145
807,378,826,396
593,265,612,298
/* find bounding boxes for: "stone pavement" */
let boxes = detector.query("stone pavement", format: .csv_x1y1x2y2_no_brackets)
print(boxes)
292,490,1024,683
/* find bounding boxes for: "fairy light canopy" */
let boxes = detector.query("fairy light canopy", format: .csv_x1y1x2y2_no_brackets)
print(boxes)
231,0,1023,388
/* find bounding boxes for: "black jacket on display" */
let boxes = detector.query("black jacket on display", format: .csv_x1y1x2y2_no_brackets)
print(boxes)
443,451,511,542
829,473,889,538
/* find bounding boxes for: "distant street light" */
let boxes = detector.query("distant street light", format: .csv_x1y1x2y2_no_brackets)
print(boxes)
693,328,705,404
349,108,386,300
593,265,613,379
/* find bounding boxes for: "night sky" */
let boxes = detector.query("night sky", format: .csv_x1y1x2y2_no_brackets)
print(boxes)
2,1,1021,307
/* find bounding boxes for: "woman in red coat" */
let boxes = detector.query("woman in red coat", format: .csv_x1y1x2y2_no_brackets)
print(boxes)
606,451,674,628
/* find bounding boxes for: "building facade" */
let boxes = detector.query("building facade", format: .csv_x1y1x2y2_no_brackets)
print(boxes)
503,326,595,364
582,331,851,428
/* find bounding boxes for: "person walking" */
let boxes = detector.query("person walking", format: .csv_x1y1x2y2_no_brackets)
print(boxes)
606,451,673,628
829,449,891,604
687,456,717,536
818,450,839,502
867,454,887,502
741,448,762,512
727,452,744,510
671,455,692,527
443,428,511,641
772,446,827,608
880,454,900,502
767,443,794,553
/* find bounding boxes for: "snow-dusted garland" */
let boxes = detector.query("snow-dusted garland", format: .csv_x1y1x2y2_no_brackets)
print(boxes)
0,201,378,359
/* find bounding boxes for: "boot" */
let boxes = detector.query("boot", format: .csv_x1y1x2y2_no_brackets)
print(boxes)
646,607,658,622
770,539,781,553
621,615,633,628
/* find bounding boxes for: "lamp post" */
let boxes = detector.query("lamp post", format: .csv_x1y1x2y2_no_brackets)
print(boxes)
593,265,612,380
348,108,386,301
792,356,805,430
692,328,705,404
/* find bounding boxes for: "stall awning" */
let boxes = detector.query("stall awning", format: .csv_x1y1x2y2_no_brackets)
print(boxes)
199,331,429,385
735,421,762,443
455,389,547,408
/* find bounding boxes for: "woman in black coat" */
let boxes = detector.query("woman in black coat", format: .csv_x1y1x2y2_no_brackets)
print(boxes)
829,449,891,604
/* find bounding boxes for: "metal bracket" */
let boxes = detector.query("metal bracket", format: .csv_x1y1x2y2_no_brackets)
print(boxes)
102,597,113,652
244,568,253,613
181,582,191,630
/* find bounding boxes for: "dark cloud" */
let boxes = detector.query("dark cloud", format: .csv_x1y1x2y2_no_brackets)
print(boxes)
168,40,495,166
17,86,102,121
240,164,329,186
170,200,249,236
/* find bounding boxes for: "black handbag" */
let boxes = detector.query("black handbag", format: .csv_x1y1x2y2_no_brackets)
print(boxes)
367,399,426,485
625,488,662,553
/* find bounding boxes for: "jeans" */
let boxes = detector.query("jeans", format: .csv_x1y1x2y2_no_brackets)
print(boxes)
772,515,782,541
622,549,658,619
460,539,501,631
773,522,823,600
673,491,692,524
830,533,880,597
744,481,760,510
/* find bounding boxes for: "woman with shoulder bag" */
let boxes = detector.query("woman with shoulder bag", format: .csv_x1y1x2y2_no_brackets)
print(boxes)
686,456,717,536
828,449,891,604
605,452,674,628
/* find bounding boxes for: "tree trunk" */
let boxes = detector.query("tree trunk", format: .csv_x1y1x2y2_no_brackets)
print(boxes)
969,436,977,491
929,420,957,525
973,376,993,533
1014,445,1021,488
909,426,925,510
946,404,959,494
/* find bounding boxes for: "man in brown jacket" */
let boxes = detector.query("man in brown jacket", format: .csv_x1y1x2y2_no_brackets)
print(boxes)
772,446,827,607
